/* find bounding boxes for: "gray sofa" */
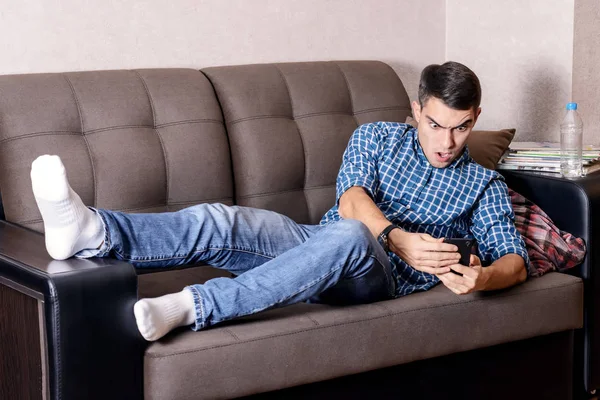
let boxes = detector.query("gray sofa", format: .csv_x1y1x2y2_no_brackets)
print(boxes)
0,61,586,399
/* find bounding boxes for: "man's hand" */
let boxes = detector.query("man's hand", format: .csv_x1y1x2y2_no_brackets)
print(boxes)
437,254,487,295
388,229,461,275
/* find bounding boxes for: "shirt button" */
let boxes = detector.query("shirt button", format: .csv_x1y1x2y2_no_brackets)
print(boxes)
406,205,411,210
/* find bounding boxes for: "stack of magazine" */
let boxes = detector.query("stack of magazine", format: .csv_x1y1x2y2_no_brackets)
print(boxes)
496,142,600,175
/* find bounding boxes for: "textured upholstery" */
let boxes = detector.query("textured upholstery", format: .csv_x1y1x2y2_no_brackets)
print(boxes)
203,61,411,224
144,272,583,399
0,69,233,232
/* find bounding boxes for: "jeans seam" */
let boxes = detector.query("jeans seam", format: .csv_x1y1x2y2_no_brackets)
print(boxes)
90,208,112,257
369,254,395,297
186,286,206,331
371,254,398,297
117,246,277,263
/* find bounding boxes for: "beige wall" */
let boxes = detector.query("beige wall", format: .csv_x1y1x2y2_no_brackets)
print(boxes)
0,0,445,104
4,1,587,143
446,0,575,142
573,0,600,145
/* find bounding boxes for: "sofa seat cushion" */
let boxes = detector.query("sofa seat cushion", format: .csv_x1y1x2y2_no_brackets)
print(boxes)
137,265,231,298
144,272,582,399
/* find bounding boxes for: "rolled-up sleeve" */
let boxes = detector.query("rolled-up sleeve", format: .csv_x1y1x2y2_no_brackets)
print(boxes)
335,123,381,203
470,177,530,268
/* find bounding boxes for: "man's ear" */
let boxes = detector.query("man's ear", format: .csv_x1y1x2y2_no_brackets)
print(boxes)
411,100,422,123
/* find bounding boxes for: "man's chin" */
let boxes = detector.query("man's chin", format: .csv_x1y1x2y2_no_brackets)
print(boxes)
431,161,451,169
429,157,454,169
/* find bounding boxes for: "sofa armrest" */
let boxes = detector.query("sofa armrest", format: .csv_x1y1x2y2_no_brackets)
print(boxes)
501,170,600,392
0,221,145,400
501,171,600,276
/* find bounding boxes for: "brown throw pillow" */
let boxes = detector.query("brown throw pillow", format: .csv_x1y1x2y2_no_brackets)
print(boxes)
405,116,515,170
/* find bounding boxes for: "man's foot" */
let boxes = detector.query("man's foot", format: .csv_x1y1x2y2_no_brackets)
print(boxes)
31,155,104,260
133,289,196,341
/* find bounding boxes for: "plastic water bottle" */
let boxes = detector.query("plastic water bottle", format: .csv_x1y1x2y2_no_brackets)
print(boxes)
560,102,583,178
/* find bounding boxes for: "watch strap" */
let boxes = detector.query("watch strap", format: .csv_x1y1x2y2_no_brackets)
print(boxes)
377,224,399,252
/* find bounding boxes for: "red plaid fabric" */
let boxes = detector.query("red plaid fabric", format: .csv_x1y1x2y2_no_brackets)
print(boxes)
509,189,586,277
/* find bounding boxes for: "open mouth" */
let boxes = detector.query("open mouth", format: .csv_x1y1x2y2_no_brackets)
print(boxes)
435,152,452,162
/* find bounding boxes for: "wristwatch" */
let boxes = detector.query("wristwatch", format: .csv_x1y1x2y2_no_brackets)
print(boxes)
377,224,400,252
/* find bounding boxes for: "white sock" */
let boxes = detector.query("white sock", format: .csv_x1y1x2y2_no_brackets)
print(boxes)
133,289,196,341
30,155,104,260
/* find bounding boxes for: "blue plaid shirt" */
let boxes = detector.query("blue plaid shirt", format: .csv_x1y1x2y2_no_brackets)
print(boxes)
320,122,529,297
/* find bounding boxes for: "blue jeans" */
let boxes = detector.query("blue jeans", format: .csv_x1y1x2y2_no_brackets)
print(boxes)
81,204,395,330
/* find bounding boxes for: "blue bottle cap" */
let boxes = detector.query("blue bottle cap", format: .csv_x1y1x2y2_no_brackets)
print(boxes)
567,102,578,110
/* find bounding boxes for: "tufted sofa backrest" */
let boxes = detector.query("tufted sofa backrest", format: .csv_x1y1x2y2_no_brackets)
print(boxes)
203,61,411,224
0,69,233,232
0,61,411,230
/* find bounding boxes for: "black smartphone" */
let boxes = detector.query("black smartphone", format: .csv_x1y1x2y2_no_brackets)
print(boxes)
443,238,475,267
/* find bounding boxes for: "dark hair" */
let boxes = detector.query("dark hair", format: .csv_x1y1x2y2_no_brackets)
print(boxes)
418,61,481,111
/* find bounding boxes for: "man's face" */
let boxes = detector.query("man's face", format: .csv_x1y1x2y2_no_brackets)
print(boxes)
411,97,481,168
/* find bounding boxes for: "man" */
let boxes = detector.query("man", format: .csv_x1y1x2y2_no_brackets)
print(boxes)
30,61,528,342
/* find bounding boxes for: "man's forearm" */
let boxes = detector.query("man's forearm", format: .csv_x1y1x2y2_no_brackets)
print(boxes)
480,254,527,290
338,187,391,237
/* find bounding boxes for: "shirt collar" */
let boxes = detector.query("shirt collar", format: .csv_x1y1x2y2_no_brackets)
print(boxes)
414,129,471,169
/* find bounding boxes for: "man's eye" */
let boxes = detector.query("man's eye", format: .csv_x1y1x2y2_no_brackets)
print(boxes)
429,122,439,129
456,126,468,132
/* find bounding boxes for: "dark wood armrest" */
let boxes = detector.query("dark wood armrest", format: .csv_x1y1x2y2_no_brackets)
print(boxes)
0,221,145,400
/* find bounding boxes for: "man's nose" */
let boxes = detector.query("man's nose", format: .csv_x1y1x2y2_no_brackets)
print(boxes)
442,129,455,149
